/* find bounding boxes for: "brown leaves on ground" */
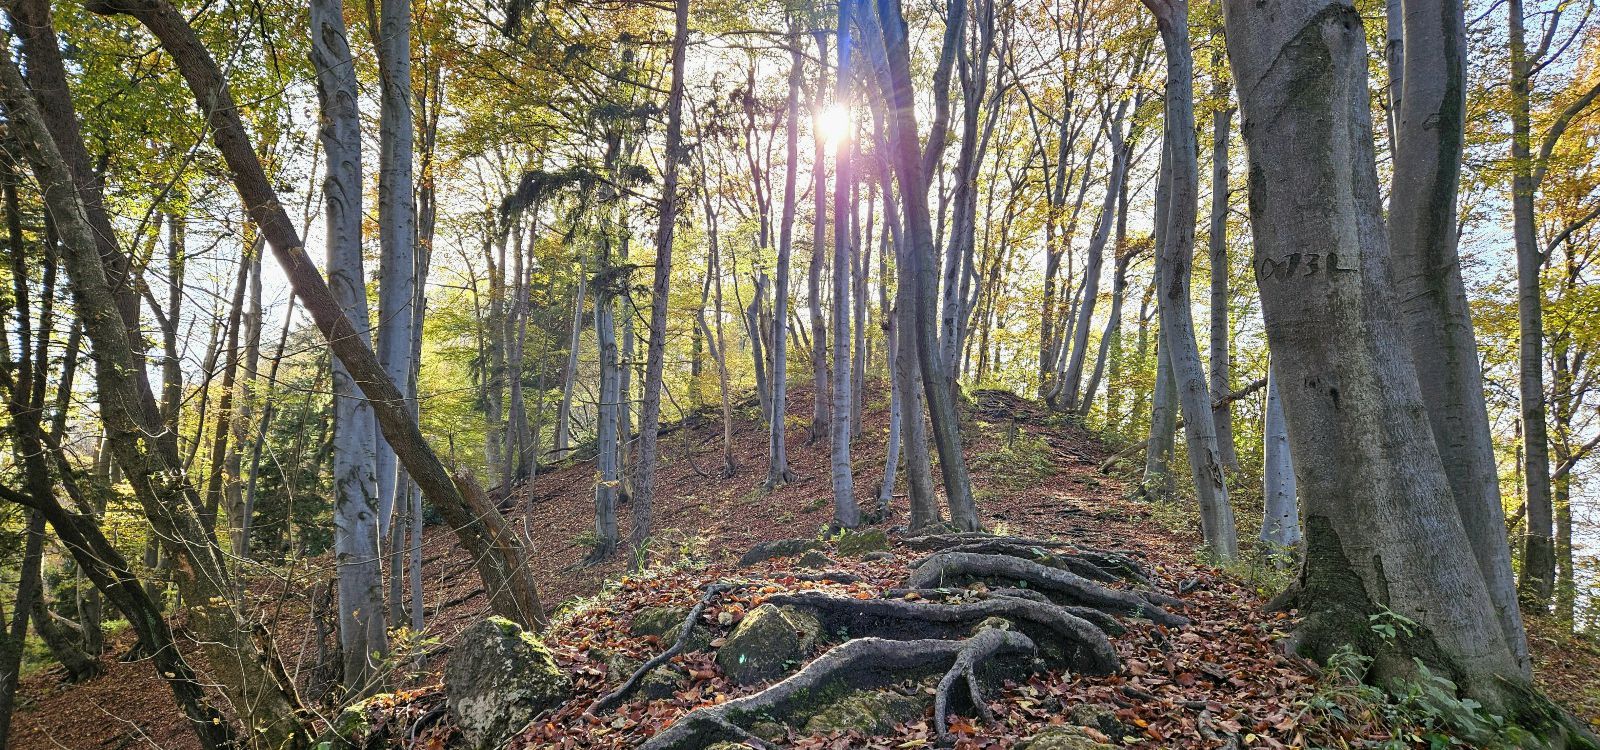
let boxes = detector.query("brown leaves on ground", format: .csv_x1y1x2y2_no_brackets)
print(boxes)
9,384,1598,749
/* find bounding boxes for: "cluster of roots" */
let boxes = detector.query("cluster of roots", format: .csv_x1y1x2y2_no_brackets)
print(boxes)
596,532,1187,749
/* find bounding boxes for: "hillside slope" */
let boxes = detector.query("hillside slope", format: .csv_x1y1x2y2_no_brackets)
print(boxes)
8,385,1596,749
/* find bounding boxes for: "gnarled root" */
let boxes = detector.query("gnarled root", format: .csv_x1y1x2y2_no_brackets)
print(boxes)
763,590,1119,673
907,551,1187,627
638,631,1037,750
912,540,1152,586
932,627,1018,744
900,533,1070,551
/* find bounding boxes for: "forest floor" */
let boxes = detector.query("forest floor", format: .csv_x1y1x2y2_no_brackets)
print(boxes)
8,384,1599,749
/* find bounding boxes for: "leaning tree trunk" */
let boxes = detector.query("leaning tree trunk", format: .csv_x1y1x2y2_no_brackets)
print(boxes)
631,0,689,558
310,0,388,694
90,0,547,634
0,513,44,747
864,81,939,527
0,42,314,748
1221,0,1580,730
1145,0,1238,560
1387,0,1527,669
1059,99,1131,410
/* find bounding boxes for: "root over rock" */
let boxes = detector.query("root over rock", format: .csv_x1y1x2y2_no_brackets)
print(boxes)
639,629,1037,749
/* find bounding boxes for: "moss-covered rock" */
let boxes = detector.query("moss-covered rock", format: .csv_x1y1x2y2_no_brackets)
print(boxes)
662,622,715,652
836,529,890,557
740,538,823,566
596,650,690,700
1067,704,1128,739
750,720,788,741
803,689,925,734
714,604,822,684
445,617,573,750
1015,727,1116,750
796,550,836,569
632,607,690,637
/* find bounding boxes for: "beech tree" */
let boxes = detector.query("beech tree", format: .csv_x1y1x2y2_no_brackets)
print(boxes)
1221,0,1582,734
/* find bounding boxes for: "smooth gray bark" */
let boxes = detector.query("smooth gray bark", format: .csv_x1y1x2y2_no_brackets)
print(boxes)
311,0,387,692
1207,63,1238,471
373,0,418,547
1222,0,1548,714
1260,363,1299,551
1060,99,1131,410
1389,0,1527,671
830,0,859,529
869,0,980,531
1146,0,1238,560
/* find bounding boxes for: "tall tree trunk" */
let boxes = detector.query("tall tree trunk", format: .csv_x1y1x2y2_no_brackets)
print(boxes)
1207,56,1239,471
704,231,737,477
1388,0,1526,668
310,0,387,694
591,258,622,561
867,0,980,531
91,0,546,634
373,0,419,570
829,0,859,530
1146,0,1238,560
1221,0,1573,727
766,17,802,489
630,0,689,559
810,33,832,442
1507,0,1556,609
1141,333,1178,499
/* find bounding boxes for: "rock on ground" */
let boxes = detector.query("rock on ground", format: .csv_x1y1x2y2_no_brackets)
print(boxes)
714,603,822,684
445,617,573,750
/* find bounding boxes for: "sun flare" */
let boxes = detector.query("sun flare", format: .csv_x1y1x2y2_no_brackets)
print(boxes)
816,103,852,150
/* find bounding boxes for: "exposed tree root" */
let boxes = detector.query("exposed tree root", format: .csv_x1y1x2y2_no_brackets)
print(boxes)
907,551,1187,627
588,582,735,715
911,540,1152,586
881,587,1127,636
763,590,1119,673
639,631,1038,750
900,532,1070,551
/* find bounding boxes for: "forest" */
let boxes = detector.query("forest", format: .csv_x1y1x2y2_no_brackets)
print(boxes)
0,0,1598,745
